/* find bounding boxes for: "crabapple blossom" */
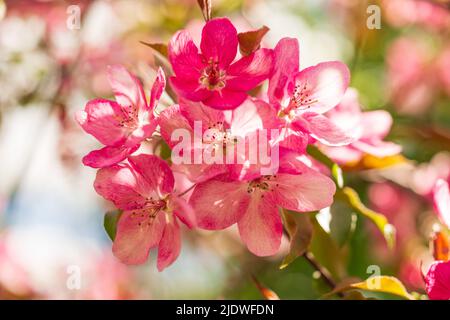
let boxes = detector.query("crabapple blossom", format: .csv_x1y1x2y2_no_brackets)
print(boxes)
76,66,165,168
168,17,273,110
93,154,195,271
425,260,450,300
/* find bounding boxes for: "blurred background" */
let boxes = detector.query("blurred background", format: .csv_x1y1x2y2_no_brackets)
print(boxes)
0,0,449,299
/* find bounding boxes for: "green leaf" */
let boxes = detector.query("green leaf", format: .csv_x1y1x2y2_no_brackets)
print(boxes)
280,210,313,269
238,26,270,56
104,210,122,241
327,276,415,300
337,187,395,249
331,164,344,189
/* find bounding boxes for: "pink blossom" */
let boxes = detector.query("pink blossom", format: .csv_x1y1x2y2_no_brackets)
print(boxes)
76,65,165,168
267,38,353,152
320,88,402,164
189,156,335,256
433,179,450,229
168,18,273,110
93,154,195,271
158,98,276,182
425,260,450,300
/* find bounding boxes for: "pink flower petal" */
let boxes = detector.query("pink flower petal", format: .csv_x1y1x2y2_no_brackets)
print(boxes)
157,219,181,271
158,105,192,148
113,211,166,265
75,99,128,146
189,177,250,230
292,61,350,114
351,140,402,158
360,110,394,139
168,30,204,79
203,89,247,110
82,144,139,168
238,195,282,256
94,164,150,211
425,260,450,300
230,99,279,137
226,48,274,91
268,38,300,107
170,76,211,102
268,170,336,212
295,112,354,146
433,179,450,229
200,18,238,68
128,154,175,196
172,196,197,229
107,65,147,112
180,102,225,131
149,67,166,113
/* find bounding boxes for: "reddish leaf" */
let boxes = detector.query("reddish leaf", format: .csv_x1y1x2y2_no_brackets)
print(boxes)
238,26,270,56
251,275,280,300
140,41,168,58
197,0,212,21
432,230,450,261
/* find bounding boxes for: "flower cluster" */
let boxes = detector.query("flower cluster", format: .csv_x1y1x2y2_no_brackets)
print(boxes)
76,18,400,271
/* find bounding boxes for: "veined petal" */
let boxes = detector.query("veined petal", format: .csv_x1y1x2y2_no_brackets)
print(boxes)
268,170,336,212
268,38,300,106
157,218,181,271
82,144,139,169
238,193,282,256
149,67,166,113
107,65,147,112
291,61,350,114
113,211,166,265
189,177,250,230
172,196,197,229
294,112,354,146
158,105,193,148
226,48,274,91
170,76,211,102
168,30,204,78
200,18,238,68
203,89,247,110
76,99,128,146
351,140,402,158
128,154,175,197
94,163,149,211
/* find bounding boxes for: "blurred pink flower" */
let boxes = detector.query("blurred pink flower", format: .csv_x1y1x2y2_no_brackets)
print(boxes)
433,179,450,229
94,154,195,271
320,88,401,164
76,66,165,168
425,260,450,300
168,18,273,110
382,0,450,32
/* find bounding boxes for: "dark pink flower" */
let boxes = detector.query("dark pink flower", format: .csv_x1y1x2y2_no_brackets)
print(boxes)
76,65,165,168
268,38,353,152
425,260,450,300
189,157,335,256
94,154,195,271
168,18,273,110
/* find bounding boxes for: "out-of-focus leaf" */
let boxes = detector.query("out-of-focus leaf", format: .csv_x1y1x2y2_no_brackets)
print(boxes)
238,26,270,56
329,201,357,247
158,139,172,161
331,276,414,300
104,210,122,241
331,163,344,189
310,217,347,280
140,42,168,58
432,230,450,261
280,210,313,269
251,275,280,300
342,154,408,171
307,145,343,187
197,0,212,21
337,187,395,249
